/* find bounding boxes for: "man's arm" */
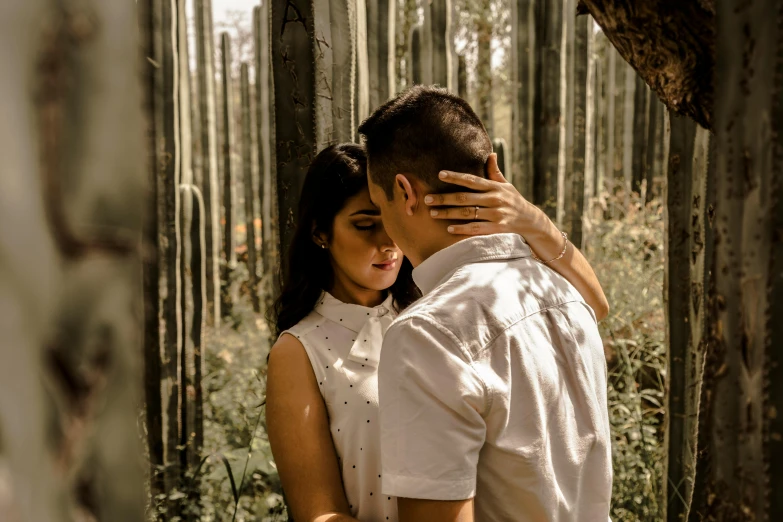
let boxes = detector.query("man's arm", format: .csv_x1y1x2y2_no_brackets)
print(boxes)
378,316,487,519
397,497,474,522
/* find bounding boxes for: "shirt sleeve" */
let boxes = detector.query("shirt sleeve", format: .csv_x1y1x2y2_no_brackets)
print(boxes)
378,314,488,501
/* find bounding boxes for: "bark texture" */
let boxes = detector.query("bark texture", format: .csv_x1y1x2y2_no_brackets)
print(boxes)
511,0,535,199
0,0,146,519
271,0,316,279
194,0,221,327
220,32,238,319
663,114,712,522
569,10,588,248
690,0,783,519
576,0,715,130
533,0,562,218
241,64,261,313
253,2,277,281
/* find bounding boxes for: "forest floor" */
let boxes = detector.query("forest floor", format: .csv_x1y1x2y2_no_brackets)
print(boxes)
192,191,666,522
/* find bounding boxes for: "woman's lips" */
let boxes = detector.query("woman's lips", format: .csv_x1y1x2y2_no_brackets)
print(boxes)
373,260,397,271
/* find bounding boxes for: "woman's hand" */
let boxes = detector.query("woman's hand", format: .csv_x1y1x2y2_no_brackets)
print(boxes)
424,154,610,321
424,154,557,242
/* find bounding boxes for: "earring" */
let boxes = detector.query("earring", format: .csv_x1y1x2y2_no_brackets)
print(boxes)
320,244,326,249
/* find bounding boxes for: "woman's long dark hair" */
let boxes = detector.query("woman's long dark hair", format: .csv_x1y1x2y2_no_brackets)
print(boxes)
271,143,420,336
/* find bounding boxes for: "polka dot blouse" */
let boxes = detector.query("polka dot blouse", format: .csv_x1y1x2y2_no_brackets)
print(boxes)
280,292,398,522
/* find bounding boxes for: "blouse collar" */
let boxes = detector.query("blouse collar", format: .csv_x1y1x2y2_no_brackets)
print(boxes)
314,291,395,367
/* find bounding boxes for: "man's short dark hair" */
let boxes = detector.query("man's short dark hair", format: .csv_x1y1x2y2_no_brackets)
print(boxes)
358,85,492,200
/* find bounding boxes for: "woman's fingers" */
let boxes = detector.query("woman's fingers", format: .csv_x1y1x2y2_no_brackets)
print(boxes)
436,170,494,191
430,206,503,221
424,191,496,208
486,153,508,183
446,221,505,236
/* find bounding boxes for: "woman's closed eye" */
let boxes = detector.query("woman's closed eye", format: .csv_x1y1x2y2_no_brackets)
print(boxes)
354,221,376,231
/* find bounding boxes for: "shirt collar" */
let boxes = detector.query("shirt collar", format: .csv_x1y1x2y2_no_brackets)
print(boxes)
314,291,395,333
412,233,532,295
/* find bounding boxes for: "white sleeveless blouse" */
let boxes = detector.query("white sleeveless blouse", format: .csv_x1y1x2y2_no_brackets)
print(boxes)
282,292,398,522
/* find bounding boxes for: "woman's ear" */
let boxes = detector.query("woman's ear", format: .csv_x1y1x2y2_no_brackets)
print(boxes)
311,224,328,249
395,174,417,216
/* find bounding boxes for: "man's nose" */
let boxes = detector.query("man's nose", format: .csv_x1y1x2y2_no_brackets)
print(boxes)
378,226,397,252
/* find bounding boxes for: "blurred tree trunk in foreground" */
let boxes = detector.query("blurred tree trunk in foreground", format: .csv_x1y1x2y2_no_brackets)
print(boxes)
0,0,146,521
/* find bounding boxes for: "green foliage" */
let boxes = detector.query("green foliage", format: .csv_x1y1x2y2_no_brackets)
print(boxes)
586,191,666,521
197,298,286,522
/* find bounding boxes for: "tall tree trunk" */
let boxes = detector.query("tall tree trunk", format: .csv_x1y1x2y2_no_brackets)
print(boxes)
194,0,221,328
420,0,433,85
397,0,417,91
511,0,535,199
601,40,622,194
140,0,165,502
271,0,315,277
560,0,575,229
254,2,277,283
644,92,660,204
533,0,562,218
220,33,237,319
241,64,262,313
631,75,649,195
178,182,206,521
690,0,783,518
604,41,616,196
592,30,606,199
663,113,712,522
493,138,508,175
584,18,596,204
175,3,204,515
330,0,360,143
366,0,396,107
272,0,355,278
355,0,370,137
366,0,381,109
0,0,147,520
652,97,666,198
457,53,467,99
476,0,494,137
621,63,635,198
159,0,183,500
409,24,424,85
569,10,588,248
430,0,451,87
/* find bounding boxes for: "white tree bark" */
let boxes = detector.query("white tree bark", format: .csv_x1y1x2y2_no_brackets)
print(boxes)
0,0,146,520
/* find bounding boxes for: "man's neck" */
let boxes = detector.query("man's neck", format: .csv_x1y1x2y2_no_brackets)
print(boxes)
411,230,467,268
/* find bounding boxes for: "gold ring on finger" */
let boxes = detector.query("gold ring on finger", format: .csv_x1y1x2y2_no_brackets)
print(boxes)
474,206,479,220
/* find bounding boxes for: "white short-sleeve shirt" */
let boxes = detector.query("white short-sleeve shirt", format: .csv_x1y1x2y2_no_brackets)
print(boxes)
281,292,398,522
378,234,613,521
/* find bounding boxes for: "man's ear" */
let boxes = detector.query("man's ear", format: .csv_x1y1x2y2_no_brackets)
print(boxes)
395,174,418,216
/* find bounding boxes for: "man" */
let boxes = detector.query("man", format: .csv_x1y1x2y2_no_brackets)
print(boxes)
358,85,612,522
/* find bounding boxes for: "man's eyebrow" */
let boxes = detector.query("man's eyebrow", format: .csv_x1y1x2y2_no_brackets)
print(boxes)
350,208,380,216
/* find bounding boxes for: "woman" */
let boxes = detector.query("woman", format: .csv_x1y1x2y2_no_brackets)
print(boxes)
266,143,608,522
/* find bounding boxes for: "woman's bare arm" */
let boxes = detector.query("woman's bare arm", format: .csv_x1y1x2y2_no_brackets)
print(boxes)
267,334,359,522
425,154,609,321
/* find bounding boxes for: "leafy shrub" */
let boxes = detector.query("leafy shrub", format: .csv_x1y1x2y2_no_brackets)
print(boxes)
199,296,286,522
585,191,666,521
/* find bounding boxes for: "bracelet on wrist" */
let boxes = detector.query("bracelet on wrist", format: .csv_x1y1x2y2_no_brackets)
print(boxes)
530,231,569,264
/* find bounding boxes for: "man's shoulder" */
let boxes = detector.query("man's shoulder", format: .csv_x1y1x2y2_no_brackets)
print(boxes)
396,256,589,357
384,305,471,364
